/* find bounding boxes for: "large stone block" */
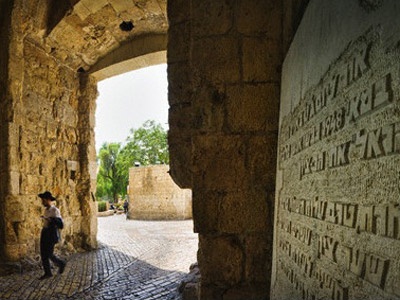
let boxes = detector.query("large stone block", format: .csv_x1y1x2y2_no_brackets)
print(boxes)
168,22,190,63
167,0,190,25
191,83,225,133
168,62,193,106
192,189,221,234
192,37,240,84
192,135,248,192
198,234,243,286
218,190,268,234
226,83,280,132
4,243,27,262
242,37,282,83
237,0,282,38
246,134,278,190
273,1,400,299
168,134,193,188
243,233,272,284
191,0,234,37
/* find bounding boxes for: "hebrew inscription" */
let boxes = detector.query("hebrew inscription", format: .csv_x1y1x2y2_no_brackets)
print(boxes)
275,26,400,300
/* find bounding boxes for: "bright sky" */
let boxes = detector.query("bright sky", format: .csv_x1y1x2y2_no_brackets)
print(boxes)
95,64,169,153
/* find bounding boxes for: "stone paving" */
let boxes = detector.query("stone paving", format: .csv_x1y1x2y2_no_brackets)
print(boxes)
0,214,198,300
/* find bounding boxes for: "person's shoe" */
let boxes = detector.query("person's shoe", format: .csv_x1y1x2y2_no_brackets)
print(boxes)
58,261,66,274
39,273,52,280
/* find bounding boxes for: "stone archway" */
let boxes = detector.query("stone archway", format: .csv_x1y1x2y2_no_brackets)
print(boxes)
0,0,169,261
0,1,310,299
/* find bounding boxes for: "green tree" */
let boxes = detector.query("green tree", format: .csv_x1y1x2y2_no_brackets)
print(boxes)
96,120,169,202
117,120,169,187
96,143,125,202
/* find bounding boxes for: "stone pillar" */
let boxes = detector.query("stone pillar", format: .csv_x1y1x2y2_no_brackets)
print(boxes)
77,74,98,250
169,0,283,298
0,0,98,260
0,0,14,261
167,0,194,189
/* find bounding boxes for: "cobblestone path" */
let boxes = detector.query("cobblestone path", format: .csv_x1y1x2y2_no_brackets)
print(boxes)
0,214,198,300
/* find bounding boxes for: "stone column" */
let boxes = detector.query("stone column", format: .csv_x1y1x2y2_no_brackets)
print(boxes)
169,0,283,298
77,74,98,250
167,0,194,189
0,0,14,261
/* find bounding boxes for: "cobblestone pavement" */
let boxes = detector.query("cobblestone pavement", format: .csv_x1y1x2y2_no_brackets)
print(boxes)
0,214,199,300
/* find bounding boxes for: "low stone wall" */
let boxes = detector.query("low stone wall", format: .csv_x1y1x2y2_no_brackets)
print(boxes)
128,165,192,220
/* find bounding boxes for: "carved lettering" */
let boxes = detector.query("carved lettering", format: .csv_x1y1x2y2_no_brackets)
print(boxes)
328,141,350,168
312,264,349,300
318,236,338,263
343,204,358,228
365,254,389,288
279,260,317,300
321,107,346,139
373,73,393,108
347,44,369,84
344,246,390,289
300,152,326,179
387,204,400,239
282,74,394,161
345,247,366,277
332,284,349,300
277,29,399,300
355,205,375,234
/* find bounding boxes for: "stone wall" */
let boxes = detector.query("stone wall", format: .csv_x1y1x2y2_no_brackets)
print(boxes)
168,0,287,298
1,0,169,263
0,0,13,259
128,165,192,220
168,0,310,298
272,1,400,299
0,0,98,261
0,0,318,298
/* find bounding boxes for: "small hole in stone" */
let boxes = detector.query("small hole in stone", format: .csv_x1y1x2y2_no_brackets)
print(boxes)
119,21,134,32
77,67,85,73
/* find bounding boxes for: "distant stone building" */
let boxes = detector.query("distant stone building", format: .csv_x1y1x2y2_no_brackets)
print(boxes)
128,165,192,220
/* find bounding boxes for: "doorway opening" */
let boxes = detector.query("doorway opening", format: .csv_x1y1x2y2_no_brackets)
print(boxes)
94,63,197,297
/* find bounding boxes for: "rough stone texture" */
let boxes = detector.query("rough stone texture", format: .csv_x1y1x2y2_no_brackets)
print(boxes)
168,0,291,298
273,1,400,299
128,165,192,220
0,0,168,262
0,0,13,259
0,0,312,299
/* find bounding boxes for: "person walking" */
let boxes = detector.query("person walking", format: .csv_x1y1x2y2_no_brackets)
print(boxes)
38,191,66,280
123,199,129,214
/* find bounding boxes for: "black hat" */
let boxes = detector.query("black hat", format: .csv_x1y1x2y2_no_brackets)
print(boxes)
38,191,56,200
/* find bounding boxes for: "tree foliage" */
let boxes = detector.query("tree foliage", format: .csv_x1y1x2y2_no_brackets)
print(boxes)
96,143,125,202
96,120,169,201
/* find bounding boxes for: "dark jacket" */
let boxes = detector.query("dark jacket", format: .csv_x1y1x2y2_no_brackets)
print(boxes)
41,217,63,244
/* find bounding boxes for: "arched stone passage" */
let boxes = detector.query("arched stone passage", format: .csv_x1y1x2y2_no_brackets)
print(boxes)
0,0,169,261
89,34,167,80
0,0,310,299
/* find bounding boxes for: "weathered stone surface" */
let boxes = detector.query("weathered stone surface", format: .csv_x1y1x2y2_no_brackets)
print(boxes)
273,1,400,299
237,0,282,38
128,165,192,220
226,84,280,132
242,37,282,83
192,0,234,37
192,37,240,84
0,0,315,299
198,234,243,286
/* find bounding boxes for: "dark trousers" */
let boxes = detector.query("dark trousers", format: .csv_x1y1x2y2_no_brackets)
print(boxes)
40,229,64,275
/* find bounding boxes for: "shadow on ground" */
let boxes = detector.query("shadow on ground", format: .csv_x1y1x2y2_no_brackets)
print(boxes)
0,243,185,300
